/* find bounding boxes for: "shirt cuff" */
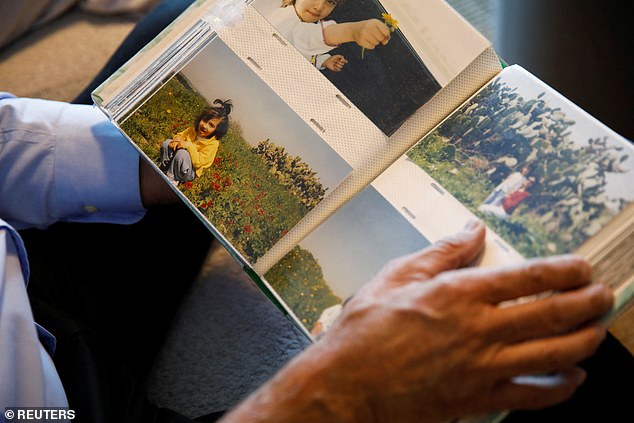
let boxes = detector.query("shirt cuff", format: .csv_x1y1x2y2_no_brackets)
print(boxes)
52,102,146,225
315,53,331,70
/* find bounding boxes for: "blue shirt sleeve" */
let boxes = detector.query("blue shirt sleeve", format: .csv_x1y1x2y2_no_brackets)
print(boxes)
0,93,146,229
0,222,68,407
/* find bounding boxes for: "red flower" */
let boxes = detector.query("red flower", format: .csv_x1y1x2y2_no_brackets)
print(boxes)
212,182,221,191
244,225,252,233
224,177,232,187
207,199,213,206
199,201,208,209
184,181,193,189
214,157,221,165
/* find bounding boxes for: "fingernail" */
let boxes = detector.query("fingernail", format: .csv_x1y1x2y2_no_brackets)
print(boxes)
572,368,587,386
464,219,482,231
598,284,615,308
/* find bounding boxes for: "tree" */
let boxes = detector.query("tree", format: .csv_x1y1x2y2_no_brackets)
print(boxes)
252,140,327,210
408,78,629,256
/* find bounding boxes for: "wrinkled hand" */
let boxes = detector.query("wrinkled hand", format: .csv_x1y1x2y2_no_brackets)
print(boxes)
221,221,613,423
352,19,391,49
323,55,348,72
315,220,612,422
139,159,178,207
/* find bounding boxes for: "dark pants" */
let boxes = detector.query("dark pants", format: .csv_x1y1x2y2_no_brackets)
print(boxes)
25,1,212,422
27,0,634,421
23,204,216,423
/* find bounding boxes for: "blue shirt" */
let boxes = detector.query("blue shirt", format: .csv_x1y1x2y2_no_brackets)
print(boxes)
0,93,145,409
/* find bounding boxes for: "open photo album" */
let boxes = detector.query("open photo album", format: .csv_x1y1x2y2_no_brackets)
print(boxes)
92,0,634,357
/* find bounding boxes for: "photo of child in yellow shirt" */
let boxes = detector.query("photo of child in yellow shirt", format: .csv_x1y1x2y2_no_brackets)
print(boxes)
159,99,233,185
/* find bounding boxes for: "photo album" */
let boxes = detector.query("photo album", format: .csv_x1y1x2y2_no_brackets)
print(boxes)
92,0,634,368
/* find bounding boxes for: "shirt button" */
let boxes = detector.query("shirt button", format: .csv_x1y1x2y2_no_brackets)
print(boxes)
83,205,98,213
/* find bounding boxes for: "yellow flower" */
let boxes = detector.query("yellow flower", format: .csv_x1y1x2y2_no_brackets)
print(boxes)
382,13,399,30
361,13,399,59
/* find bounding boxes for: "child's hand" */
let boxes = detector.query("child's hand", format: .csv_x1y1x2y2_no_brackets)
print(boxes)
175,138,191,149
352,19,390,50
324,55,348,72
168,140,179,150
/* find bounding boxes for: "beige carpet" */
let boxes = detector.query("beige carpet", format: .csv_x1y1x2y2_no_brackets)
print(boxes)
0,9,136,101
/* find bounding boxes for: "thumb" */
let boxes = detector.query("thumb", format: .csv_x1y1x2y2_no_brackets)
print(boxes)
353,221,486,297
379,220,486,288
411,219,486,279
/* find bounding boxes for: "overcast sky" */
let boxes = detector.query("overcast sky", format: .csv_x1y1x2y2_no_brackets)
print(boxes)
299,186,430,298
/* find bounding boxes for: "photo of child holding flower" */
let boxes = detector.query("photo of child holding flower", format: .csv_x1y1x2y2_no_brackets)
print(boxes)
262,0,392,72
159,99,233,186
254,0,441,136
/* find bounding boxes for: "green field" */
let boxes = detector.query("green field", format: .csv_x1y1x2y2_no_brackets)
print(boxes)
121,75,319,262
407,78,629,258
265,246,342,330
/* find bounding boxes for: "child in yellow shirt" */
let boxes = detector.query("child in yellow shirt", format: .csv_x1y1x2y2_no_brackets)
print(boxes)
159,99,232,185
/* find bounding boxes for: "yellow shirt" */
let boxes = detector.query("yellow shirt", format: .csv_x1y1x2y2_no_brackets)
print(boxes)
175,127,219,177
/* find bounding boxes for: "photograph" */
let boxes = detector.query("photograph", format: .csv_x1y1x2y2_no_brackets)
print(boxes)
404,67,634,258
263,185,430,336
121,37,352,264
252,0,442,136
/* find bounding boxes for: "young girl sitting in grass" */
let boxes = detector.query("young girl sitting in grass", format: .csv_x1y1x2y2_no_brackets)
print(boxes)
264,0,391,71
159,99,233,186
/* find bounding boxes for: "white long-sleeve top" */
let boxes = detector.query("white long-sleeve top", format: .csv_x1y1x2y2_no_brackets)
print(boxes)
264,5,337,69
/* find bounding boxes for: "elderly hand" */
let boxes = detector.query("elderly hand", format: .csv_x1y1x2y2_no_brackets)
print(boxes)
139,159,178,207
222,220,613,423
